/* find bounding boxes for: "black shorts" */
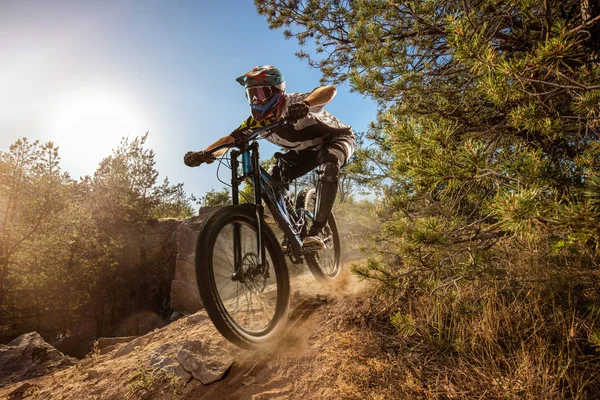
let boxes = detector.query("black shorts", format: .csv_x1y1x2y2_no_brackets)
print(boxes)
271,133,356,182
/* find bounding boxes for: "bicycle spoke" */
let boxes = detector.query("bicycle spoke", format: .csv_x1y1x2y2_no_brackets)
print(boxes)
211,220,279,333
303,189,342,280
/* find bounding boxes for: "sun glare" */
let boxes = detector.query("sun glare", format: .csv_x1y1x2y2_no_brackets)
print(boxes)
48,90,147,175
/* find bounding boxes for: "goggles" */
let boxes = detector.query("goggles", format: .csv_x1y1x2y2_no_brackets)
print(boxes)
245,86,279,106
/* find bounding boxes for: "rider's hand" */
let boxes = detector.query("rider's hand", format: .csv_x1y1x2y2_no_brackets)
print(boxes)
184,151,215,167
230,127,253,140
287,101,310,122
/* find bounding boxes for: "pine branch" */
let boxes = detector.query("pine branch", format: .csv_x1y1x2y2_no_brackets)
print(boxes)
567,14,600,35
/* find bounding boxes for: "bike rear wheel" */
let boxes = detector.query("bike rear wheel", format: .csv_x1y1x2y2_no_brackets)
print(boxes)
296,188,343,282
195,204,290,348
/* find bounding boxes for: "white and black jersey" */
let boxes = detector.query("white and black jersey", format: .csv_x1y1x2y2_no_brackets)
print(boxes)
233,90,353,152
232,88,356,181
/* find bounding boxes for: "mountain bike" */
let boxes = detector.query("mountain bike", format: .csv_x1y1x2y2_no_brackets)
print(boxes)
188,119,342,348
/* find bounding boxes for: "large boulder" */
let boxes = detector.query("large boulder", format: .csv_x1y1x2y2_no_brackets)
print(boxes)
0,332,76,388
170,219,203,314
170,206,223,314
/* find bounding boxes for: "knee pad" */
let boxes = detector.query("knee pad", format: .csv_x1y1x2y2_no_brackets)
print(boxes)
319,162,339,183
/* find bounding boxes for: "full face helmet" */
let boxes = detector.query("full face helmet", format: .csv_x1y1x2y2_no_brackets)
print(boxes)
236,65,286,122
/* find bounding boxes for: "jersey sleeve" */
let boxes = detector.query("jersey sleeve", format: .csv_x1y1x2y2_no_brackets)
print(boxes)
231,116,273,139
288,89,325,113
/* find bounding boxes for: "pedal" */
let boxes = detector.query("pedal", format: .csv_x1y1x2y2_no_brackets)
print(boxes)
281,238,289,253
301,237,326,252
301,243,321,253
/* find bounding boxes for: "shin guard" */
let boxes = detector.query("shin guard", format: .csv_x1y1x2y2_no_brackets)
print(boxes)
313,162,339,232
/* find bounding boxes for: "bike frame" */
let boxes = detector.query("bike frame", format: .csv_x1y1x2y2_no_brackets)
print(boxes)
209,120,306,278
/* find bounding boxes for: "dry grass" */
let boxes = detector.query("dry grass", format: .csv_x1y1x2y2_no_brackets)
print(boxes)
321,272,600,399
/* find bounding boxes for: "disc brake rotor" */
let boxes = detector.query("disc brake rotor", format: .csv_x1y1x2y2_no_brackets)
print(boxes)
241,252,268,293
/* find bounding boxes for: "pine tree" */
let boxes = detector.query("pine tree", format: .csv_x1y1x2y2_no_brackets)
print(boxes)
256,0,600,275
200,188,232,207
0,139,68,311
257,4,600,393
152,177,195,218
91,132,159,230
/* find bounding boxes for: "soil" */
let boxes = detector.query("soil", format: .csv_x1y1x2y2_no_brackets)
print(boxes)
0,266,372,400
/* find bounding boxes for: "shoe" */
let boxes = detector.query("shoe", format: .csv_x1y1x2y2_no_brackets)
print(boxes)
302,235,326,251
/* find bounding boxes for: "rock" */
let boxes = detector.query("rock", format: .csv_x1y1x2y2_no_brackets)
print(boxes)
99,344,117,356
242,376,256,386
176,220,202,259
181,379,203,395
198,205,224,219
194,358,232,385
112,335,152,358
86,369,102,380
149,346,192,385
8,382,37,397
0,332,74,387
58,357,77,367
165,364,192,384
95,336,138,350
177,340,232,385
36,389,53,398
178,349,202,374
154,343,174,354
170,311,184,322
185,313,208,326
170,280,202,314
150,343,176,369
76,357,93,369
170,212,221,314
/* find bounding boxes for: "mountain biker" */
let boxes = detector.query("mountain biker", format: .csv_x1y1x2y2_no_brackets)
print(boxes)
184,65,355,250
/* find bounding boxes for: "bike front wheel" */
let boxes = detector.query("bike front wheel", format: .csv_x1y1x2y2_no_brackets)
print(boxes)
297,188,343,282
195,204,290,348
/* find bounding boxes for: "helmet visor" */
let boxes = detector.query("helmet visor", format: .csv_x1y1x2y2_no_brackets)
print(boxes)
245,86,278,106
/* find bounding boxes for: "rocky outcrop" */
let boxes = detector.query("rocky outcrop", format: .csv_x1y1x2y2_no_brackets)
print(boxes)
94,336,138,356
170,206,223,314
0,310,239,399
110,313,234,386
0,332,76,388
170,217,204,314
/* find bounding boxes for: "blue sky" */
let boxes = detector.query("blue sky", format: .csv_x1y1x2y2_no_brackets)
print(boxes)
0,0,377,200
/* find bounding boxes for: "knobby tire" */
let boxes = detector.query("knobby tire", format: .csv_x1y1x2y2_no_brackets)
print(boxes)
296,188,343,282
195,204,290,348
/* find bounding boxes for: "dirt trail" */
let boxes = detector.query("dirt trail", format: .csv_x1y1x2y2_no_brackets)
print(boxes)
0,264,369,400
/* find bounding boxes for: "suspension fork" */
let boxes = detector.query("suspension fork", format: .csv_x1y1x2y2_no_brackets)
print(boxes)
230,150,243,279
249,142,268,273
230,144,267,279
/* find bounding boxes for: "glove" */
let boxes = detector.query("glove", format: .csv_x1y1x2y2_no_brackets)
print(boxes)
287,101,310,122
230,127,253,140
184,151,215,167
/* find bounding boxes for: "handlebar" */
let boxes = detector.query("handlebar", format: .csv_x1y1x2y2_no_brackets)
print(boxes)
212,118,288,154
184,118,291,168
